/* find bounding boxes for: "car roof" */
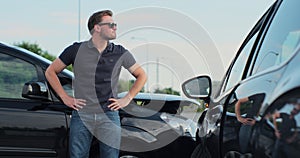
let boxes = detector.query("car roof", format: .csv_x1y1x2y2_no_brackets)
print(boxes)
1,42,52,64
0,42,74,78
118,92,200,105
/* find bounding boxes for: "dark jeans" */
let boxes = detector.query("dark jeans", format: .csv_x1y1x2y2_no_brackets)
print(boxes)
239,125,253,153
69,110,121,158
272,139,298,158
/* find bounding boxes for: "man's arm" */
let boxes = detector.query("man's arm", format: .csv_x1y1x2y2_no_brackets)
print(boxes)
126,63,148,100
272,111,281,138
235,97,255,125
45,58,85,110
108,63,147,110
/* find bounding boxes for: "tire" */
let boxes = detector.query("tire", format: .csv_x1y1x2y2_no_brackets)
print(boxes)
190,141,211,158
224,151,253,158
119,152,149,158
120,155,139,158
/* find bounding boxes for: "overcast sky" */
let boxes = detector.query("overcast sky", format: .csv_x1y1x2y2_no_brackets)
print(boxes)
1,0,275,92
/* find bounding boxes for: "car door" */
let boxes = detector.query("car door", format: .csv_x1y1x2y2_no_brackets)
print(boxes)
188,2,281,158
221,0,300,157
195,10,272,158
0,49,68,157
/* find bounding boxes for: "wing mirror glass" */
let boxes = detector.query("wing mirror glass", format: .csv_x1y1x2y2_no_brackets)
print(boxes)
182,75,212,99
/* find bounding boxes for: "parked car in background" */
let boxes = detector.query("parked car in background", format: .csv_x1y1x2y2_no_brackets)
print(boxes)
182,0,300,157
0,42,200,158
0,42,72,157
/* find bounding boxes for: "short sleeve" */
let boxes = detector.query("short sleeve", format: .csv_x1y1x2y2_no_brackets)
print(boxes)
122,51,136,69
249,93,265,104
59,42,81,66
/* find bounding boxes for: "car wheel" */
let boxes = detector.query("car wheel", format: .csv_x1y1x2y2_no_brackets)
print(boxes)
190,141,211,158
120,155,139,158
119,152,148,158
224,151,252,158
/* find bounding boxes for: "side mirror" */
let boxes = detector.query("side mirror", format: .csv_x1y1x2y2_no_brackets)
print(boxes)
182,75,212,99
22,81,50,101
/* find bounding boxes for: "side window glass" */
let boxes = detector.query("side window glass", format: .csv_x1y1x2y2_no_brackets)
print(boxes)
224,32,258,92
252,0,300,74
59,75,73,97
0,53,38,99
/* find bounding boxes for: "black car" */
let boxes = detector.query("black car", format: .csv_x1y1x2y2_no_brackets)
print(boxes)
118,92,201,158
0,42,200,157
182,0,300,157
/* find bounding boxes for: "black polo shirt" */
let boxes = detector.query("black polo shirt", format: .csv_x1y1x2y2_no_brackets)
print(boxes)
59,39,136,112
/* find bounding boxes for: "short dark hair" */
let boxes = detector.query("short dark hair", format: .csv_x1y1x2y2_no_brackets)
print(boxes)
87,10,113,34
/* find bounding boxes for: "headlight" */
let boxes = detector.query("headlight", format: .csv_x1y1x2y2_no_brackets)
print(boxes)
160,113,197,137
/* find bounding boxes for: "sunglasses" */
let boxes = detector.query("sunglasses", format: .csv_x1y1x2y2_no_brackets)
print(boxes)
98,22,117,28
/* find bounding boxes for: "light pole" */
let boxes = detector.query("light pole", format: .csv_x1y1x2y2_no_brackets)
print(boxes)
156,58,159,88
157,57,176,94
78,0,81,41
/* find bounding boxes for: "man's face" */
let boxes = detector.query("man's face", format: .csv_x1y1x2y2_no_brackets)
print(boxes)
290,103,300,116
98,15,117,40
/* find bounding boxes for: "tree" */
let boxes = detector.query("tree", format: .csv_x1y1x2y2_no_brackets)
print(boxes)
14,41,72,71
14,41,56,61
118,79,145,93
154,87,180,95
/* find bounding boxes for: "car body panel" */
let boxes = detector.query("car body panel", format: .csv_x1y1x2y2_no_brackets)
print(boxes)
118,93,200,157
0,43,70,157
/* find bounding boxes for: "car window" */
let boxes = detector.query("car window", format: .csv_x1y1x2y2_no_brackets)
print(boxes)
63,83,73,97
0,53,38,99
59,75,74,97
252,0,300,74
223,32,258,92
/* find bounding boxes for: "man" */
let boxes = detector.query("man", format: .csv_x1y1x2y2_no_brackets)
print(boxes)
45,10,147,158
234,93,265,153
272,102,300,158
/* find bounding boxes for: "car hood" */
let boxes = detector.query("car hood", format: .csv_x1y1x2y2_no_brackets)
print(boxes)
118,92,200,115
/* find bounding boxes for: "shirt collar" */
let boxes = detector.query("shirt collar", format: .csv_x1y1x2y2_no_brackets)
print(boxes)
87,38,113,52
